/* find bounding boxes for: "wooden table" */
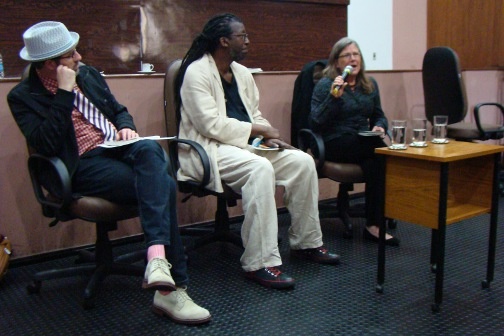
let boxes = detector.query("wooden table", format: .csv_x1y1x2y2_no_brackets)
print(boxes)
374,140,504,312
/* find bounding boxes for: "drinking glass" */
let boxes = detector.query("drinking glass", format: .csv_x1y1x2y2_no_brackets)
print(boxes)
432,115,448,144
389,120,407,150
411,118,428,147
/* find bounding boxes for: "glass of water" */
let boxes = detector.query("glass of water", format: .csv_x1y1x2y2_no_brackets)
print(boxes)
432,115,449,144
411,118,428,147
389,120,407,150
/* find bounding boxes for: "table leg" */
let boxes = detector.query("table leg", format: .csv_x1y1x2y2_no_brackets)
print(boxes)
430,229,438,273
376,155,386,293
482,153,500,288
432,163,449,312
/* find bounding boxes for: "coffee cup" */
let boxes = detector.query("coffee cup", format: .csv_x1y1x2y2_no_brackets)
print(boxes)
141,63,154,72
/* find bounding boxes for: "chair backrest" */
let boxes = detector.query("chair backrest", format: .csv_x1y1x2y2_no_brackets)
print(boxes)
291,60,327,147
422,47,468,125
164,59,183,138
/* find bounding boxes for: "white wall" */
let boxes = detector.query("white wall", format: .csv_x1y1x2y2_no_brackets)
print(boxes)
348,0,393,70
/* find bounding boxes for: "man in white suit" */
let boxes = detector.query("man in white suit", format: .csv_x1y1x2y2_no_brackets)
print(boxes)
176,13,340,289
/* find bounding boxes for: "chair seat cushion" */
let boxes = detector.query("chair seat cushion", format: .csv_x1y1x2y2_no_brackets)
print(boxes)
448,122,504,140
69,196,138,222
319,161,365,184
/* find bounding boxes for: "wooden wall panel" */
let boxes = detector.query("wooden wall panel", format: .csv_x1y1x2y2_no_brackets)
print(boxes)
427,0,504,69
0,0,348,77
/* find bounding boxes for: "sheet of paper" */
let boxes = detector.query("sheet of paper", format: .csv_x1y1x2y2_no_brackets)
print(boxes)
99,135,176,148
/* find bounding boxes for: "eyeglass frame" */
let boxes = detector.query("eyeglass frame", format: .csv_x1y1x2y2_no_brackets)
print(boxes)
338,52,361,60
58,49,78,60
231,33,249,41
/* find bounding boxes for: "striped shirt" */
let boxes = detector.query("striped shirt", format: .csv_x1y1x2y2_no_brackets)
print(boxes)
37,71,117,155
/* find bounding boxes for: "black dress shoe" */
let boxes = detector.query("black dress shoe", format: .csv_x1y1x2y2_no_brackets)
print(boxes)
245,267,295,289
363,227,400,247
291,246,340,265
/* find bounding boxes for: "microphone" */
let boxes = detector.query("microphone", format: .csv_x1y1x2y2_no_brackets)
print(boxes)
332,65,353,95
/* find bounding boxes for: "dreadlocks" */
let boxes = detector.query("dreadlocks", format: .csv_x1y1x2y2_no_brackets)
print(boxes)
175,13,242,120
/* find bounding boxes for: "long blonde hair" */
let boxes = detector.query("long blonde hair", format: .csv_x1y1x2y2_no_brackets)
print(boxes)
323,37,374,94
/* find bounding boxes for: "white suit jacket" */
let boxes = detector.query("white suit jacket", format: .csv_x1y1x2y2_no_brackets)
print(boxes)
178,53,271,192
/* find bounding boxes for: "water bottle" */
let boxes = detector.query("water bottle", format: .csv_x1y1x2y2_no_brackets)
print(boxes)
0,53,4,78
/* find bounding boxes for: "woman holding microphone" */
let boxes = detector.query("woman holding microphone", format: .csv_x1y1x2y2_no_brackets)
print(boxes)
309,37,399,246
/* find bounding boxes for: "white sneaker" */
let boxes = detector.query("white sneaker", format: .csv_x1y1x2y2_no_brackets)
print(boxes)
152,287,211,325
143,257,176,291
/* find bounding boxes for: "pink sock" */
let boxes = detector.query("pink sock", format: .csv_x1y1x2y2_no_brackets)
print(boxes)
147,245,172,296
147,244,165,262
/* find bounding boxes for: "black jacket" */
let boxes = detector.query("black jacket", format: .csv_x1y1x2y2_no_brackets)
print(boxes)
290,60,328,147
7,64,136,177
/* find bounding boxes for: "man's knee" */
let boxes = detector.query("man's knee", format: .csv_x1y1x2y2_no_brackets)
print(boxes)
131,140,167,162
251,156,275,176
292,150,317,172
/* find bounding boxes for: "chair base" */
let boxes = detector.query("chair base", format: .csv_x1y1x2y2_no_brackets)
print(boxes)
27,259,144,309
26,223,145,309
180,196,244,252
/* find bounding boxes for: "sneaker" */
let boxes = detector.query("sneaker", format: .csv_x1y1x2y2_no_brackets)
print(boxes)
291,246,340,265
143,257,176,291
245,267,295,289
152,287,212,325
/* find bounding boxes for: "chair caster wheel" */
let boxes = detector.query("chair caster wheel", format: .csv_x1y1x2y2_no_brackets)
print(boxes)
27,281,41,294
387,219,397,229
375,284,383,293
431,303,440,312
481,280,490,289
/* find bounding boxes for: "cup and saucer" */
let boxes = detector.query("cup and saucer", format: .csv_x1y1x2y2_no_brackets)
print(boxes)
138,63,156,74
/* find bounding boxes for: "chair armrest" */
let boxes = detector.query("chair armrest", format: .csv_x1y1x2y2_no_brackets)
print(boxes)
298,128,326,170
168,138,211,189
27,154,73,211
473,102,504,137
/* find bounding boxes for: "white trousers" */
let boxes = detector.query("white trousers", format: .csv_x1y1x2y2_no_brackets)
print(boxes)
217,145,323,272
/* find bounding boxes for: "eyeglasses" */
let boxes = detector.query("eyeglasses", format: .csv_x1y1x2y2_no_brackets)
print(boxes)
338,52,360,60
231,33,249,41
59,49,78,59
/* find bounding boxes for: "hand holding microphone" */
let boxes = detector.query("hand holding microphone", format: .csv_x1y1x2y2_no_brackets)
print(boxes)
331,65,353,97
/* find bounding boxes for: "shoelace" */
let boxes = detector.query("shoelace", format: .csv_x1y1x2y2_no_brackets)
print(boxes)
265,267,282,277
175,287,192,302
151,258,172,275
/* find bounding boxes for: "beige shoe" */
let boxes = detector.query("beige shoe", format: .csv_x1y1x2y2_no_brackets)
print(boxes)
142,257,176,291
152,287,212,325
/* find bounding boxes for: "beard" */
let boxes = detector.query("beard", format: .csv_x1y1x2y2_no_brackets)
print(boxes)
230,49,246,62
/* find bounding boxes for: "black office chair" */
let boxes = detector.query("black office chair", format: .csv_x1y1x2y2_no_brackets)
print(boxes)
25,151,145,309
292,60,395,238
163,59,243,251
422,46,504,141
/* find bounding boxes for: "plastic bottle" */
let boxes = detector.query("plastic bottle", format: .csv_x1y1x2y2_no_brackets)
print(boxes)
0,53,4,78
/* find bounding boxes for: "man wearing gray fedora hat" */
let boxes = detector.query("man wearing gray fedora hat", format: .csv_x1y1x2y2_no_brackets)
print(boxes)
7,21,211,325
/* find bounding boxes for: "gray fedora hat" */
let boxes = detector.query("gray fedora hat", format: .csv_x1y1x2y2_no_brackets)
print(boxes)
19,21,79,62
